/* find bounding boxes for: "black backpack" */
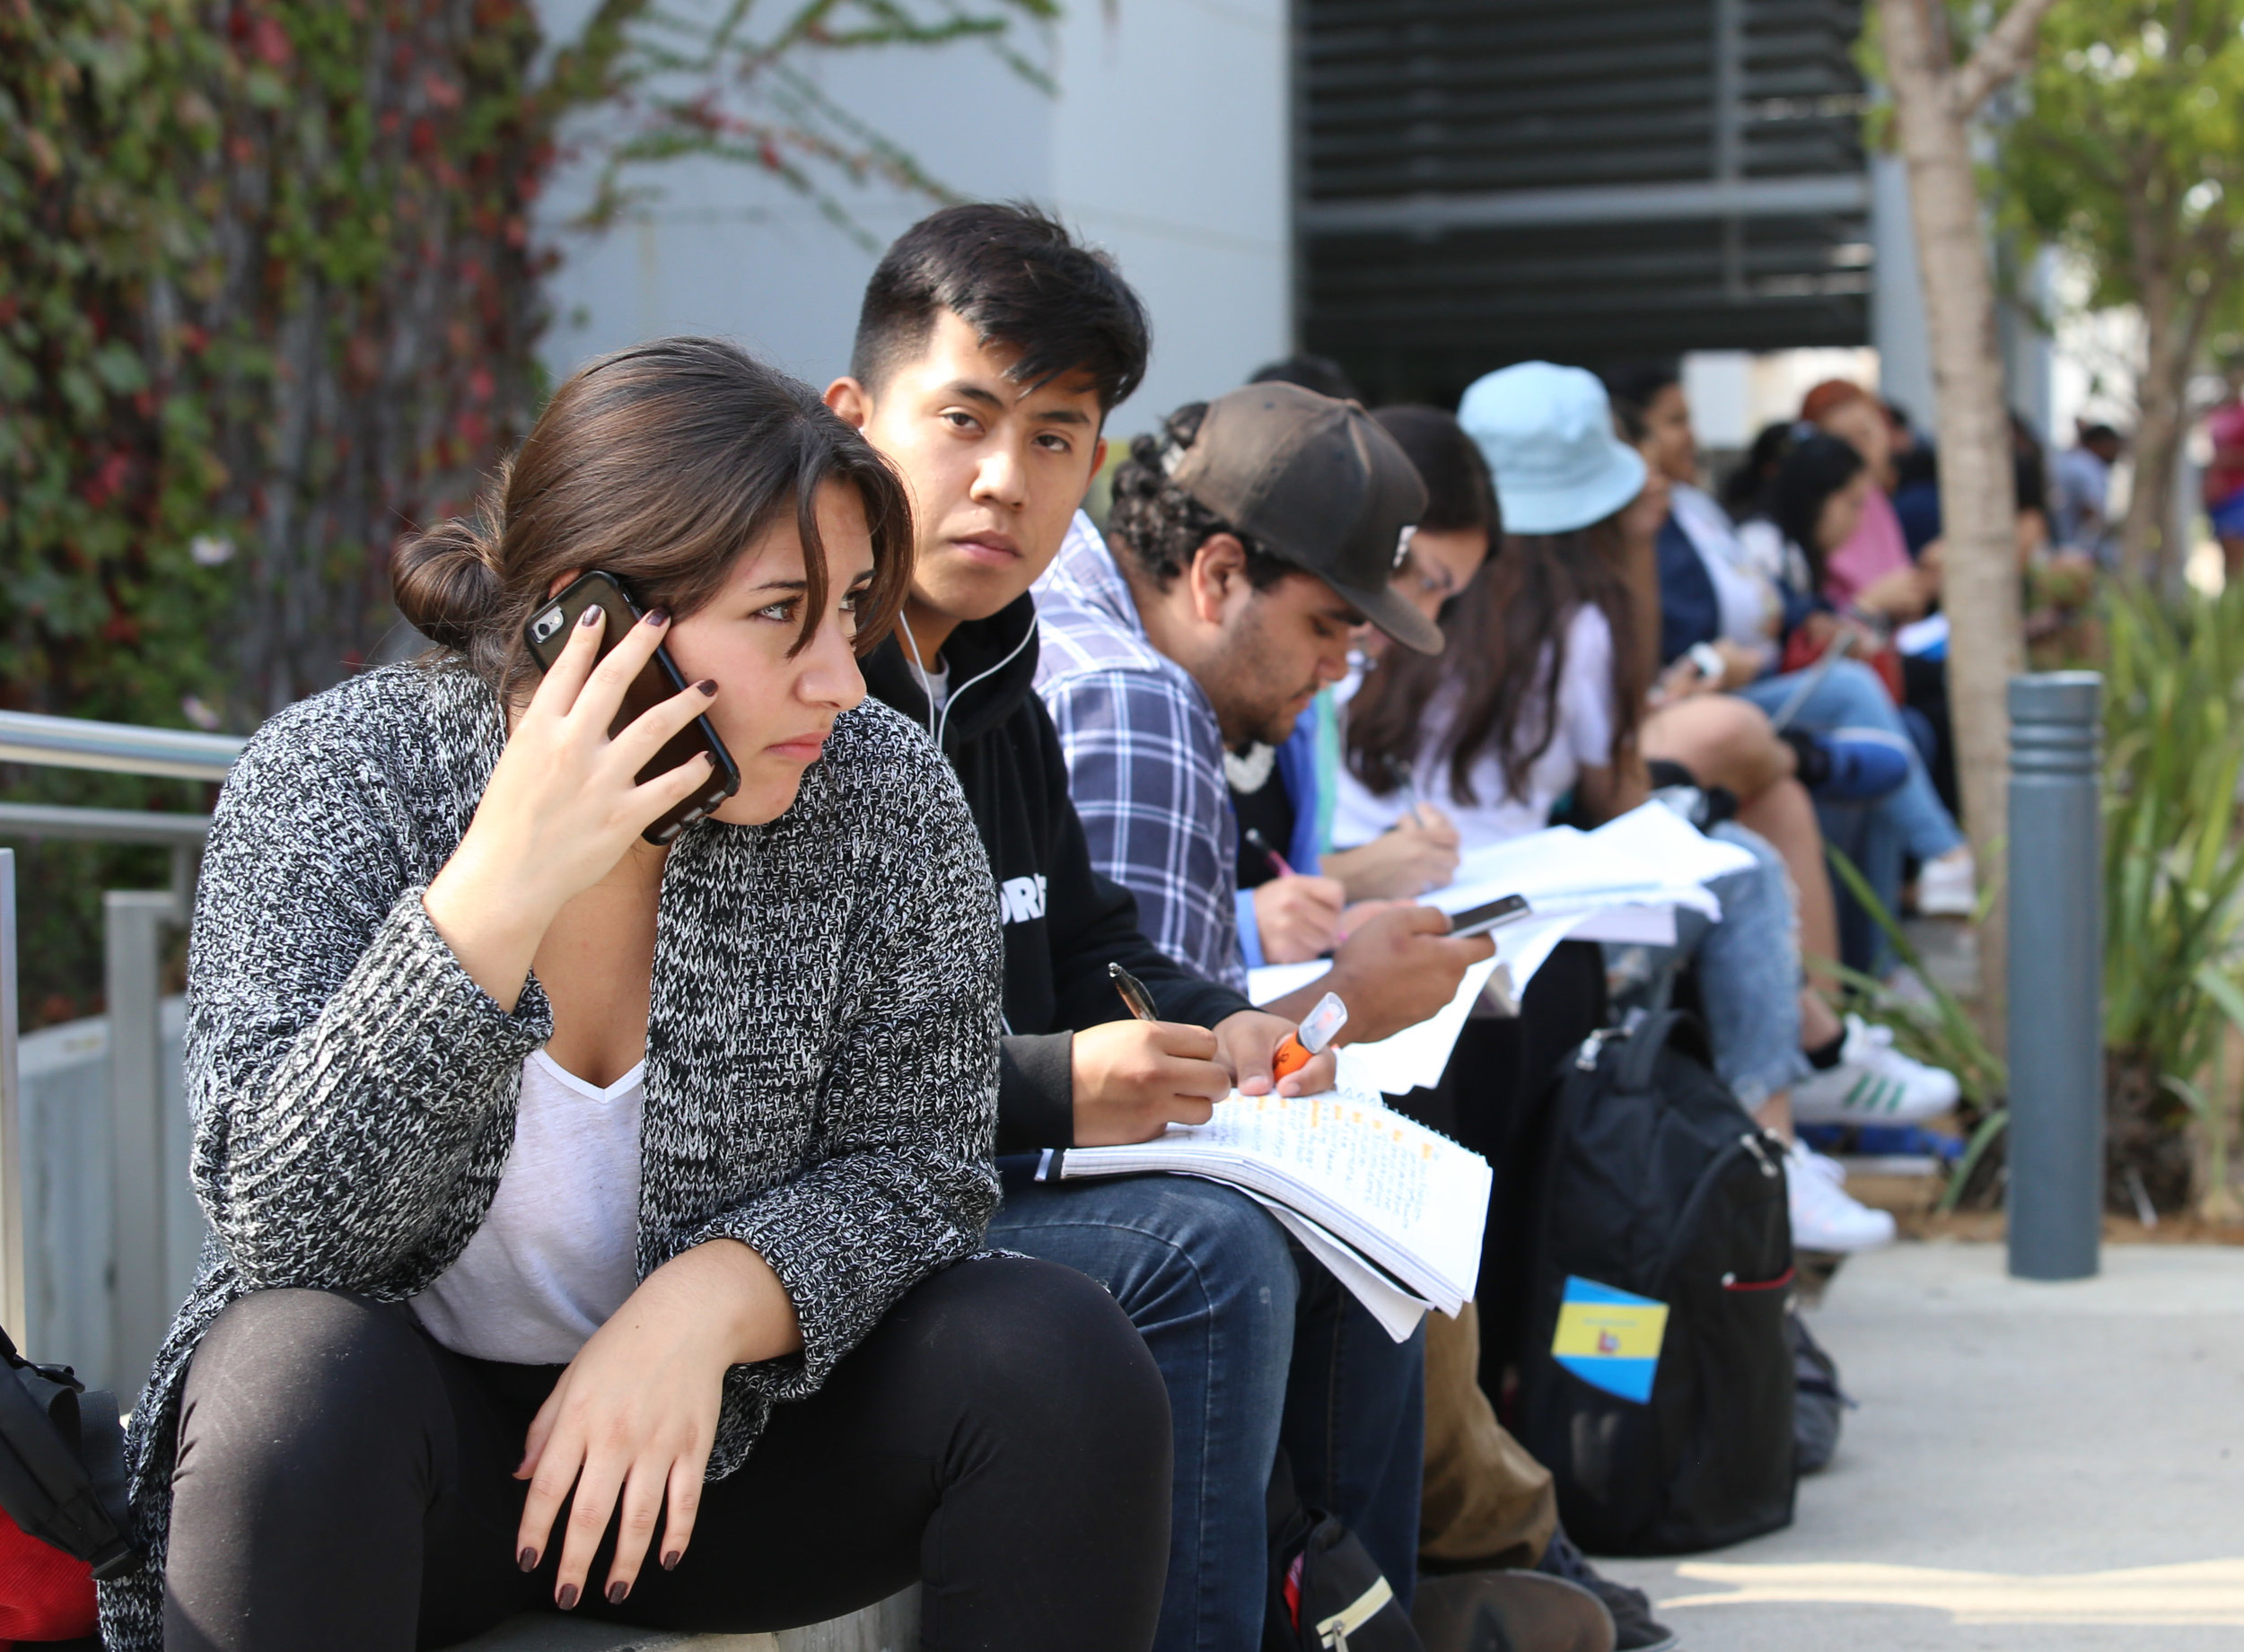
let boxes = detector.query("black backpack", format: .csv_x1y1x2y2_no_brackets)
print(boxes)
0,1323,140,1579
1263,1450,1422,1651
1513,1010,1797,1555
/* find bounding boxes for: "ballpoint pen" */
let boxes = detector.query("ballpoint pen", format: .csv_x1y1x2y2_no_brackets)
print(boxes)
1242,826,1295,879
1108,961,1161,1023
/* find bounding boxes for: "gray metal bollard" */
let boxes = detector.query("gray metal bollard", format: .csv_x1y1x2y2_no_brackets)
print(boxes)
2007,671,2104,1281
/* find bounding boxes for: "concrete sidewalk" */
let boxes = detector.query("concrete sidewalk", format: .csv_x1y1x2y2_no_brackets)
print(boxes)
1600,1241,2244,1648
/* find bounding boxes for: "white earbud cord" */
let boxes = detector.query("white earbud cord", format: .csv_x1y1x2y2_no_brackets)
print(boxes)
896,606,1037,754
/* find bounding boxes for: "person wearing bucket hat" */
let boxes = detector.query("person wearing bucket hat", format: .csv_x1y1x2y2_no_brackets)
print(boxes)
1459,361,1648,538
1337,363,1902,1256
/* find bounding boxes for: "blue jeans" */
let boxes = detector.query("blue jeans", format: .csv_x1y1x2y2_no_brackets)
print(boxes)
1623,821,1810,1111
1738,660,1965,862
989,1165,1426,1652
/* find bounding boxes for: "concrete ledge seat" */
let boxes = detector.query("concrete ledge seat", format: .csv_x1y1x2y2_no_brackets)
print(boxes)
441,1587,919,1652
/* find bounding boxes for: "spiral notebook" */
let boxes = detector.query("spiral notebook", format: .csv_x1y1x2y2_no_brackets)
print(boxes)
1037,1089,1492,1340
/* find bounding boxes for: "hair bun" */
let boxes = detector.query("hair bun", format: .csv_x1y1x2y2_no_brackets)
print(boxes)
391,514,503,651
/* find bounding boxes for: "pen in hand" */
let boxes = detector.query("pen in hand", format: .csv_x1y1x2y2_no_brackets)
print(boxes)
1107,961,1161,1023
1243,826,1296,879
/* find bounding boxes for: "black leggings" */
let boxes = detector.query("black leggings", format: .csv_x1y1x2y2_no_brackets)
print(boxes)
162,1256,1171,1651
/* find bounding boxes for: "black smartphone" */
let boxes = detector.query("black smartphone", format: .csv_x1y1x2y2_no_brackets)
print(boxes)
523,571,741,844
1447,893,1531,938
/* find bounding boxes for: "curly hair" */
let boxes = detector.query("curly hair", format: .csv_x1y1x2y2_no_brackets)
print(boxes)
1103,402,1298,591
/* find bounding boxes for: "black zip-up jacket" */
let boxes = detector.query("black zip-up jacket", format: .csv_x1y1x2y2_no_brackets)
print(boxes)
863,593,1257,1151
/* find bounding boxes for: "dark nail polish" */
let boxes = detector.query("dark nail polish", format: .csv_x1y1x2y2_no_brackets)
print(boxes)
696,677,717,695
608,1580,631,1604
557,1583,579,1611
662,1549,682,1571
578,607,602,628
644,607,670,627
517,1547,538,1573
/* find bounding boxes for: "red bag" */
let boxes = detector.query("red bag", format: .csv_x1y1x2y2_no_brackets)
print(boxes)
0,1504,97,1642
1781,627,1903,703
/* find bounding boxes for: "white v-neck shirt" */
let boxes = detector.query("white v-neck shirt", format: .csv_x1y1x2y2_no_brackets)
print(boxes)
412,1050,646,1364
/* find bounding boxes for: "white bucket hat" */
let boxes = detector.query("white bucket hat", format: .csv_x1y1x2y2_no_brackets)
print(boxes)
1458,362,1647,536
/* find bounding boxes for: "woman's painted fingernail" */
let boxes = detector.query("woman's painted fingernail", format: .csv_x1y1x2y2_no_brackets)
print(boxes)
644,608,670,627
608,1580,631,1604
557,1583,580,1611
662,1549,682,1571
696,678,717,696
518,1547,538,1572
579,607,602,628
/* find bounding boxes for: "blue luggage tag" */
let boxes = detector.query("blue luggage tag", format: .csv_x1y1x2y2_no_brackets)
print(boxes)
1552,1276,1668,1403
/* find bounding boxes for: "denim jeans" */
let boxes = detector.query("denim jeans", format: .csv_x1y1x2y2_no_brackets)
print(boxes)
1737,659,1965,862
1621,821,1810,1111
989,1164,1426,1652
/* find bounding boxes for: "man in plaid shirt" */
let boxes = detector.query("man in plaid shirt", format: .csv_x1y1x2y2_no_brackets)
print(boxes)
1032,383,1494,1044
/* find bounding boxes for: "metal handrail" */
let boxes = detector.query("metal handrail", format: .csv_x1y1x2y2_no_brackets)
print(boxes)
0,710,242,782
0,802,211,847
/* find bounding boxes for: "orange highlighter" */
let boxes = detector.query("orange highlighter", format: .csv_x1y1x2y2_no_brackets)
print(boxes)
1272,991,1349,1083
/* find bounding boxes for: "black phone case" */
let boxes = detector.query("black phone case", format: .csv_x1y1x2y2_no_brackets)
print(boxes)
522,572,742,844
1450,894,1531,937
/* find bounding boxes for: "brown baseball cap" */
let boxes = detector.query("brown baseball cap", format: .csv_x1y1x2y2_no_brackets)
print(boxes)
1168,382,1442,654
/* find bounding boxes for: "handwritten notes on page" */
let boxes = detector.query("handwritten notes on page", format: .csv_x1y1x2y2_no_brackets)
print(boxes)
1046,1089,1492,1325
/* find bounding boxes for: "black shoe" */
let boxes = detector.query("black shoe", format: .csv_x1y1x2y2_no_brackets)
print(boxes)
1533,1528,1679,1652
1412,1569,1615,1652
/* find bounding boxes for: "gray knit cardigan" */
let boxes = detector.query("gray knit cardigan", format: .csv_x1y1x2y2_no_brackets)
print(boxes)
98,660,1003,1650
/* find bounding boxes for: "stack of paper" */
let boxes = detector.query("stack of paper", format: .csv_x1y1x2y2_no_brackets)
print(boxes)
1041,1088,1493,1340
1247,803,1757,1097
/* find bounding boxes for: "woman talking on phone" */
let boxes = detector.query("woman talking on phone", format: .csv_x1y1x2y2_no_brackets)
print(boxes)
102,338,1172,1652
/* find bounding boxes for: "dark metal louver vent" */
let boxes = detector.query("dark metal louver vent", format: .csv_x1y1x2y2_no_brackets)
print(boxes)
1298,0,1871,405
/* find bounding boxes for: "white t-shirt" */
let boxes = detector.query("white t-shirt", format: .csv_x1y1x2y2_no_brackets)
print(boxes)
1332,604,1617,856
1670,483,1781,651
920,658,951,715
412,1050,646,1364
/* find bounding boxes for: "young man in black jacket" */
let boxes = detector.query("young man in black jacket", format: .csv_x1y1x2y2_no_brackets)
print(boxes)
829,204,1451,1650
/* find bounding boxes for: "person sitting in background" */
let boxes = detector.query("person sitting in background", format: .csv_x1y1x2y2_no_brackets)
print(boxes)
1338,362,1933,1252
123,339,1171,1652
1032,380,1501,1609
1597,373,1884,1008
1801,379,1941,622
1617,363,1977,927
1247,351,1363,402
2053,420,2122,566
1319,403,1681,1652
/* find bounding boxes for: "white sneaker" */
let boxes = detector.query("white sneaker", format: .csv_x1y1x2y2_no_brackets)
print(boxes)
1915,846,1977,916
1786,1139,1897,1253
1791,1015,1961,1125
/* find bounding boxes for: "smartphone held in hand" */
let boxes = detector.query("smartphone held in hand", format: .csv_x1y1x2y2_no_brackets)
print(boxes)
524,572,741,843
1446,893,1531,939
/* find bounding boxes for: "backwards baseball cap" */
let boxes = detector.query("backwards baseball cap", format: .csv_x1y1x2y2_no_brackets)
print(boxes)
1166,382,1441,654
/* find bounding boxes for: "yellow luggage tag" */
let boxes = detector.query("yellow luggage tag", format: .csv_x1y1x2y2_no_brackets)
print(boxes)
1552,1276,1668,1403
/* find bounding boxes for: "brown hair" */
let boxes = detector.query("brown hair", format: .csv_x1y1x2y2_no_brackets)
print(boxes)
1799,378,1873,426
1346,515,1645,808
391,337,914,699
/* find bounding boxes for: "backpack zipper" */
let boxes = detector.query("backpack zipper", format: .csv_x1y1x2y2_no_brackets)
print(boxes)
1574,1026,1625,1071
1740,1131,1781,1179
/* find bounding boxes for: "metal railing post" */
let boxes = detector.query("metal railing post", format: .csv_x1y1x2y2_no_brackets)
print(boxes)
0,850,22,1334
107,888,179,1397
2007,671,2105,1281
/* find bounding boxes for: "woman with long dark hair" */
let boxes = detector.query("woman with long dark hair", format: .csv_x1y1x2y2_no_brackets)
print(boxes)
106,338,1171,1652
1336,363,1902,1255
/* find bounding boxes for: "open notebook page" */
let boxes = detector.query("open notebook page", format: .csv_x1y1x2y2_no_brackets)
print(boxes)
1047,1090,1491,1309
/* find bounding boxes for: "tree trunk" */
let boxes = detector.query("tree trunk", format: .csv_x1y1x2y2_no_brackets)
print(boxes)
1880,0,2029,1042
2119,271,2189,583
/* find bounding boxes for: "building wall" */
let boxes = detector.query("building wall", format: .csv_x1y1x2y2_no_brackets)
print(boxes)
533,0,1291,436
